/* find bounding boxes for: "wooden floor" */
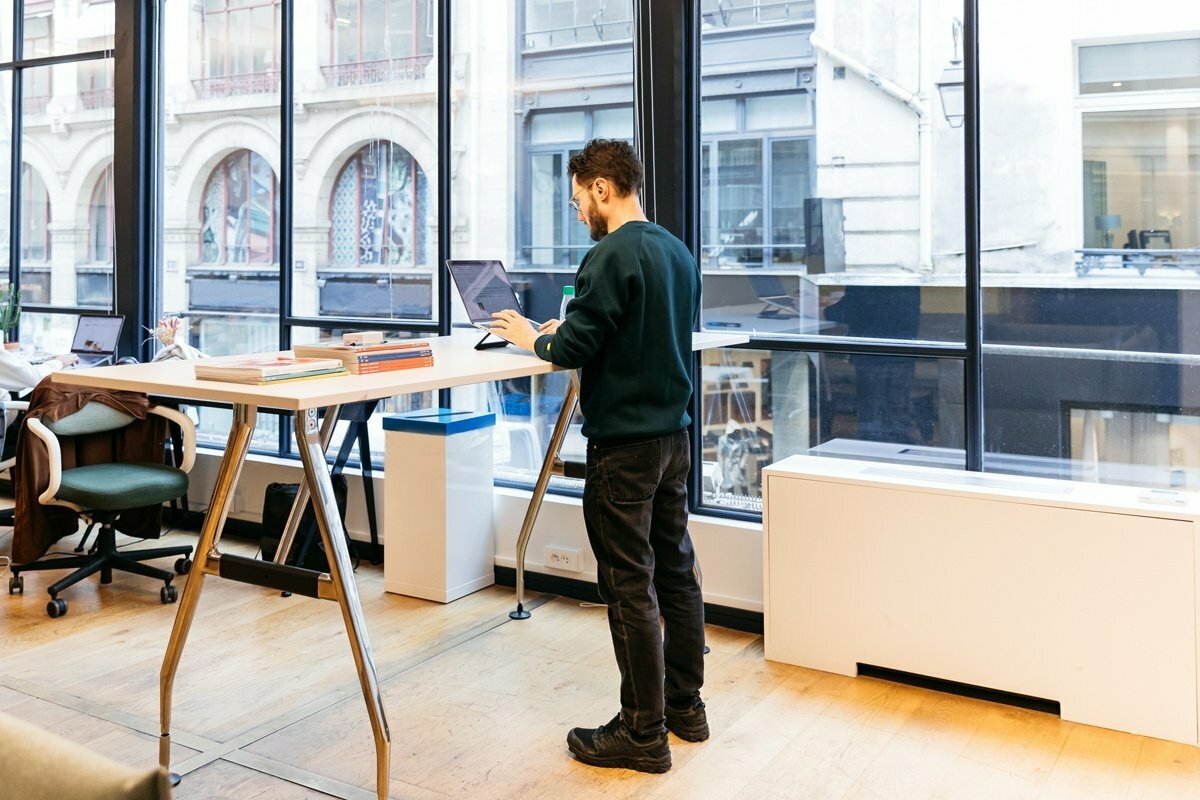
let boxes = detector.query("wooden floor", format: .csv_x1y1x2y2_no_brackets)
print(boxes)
2,526,1200,799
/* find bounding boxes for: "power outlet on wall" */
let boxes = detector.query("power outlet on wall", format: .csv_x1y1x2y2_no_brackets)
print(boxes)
544,546,580,572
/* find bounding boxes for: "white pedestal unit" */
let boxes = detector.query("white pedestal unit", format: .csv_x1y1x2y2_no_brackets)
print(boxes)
763,454,1200,745
383,408,496,602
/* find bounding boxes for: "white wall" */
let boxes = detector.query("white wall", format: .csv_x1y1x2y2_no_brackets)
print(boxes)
187,448,766,613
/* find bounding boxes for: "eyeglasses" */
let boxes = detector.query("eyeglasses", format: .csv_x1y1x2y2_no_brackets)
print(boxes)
568,182,593,212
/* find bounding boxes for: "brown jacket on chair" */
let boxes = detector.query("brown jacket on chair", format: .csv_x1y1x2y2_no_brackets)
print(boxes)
10,380,169,564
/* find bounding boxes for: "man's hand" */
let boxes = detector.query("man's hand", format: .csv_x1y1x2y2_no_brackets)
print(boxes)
539,319,562,335
488,309,540,351
53,353,79,367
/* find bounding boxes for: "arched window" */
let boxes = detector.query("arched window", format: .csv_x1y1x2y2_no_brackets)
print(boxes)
21,163,50,263
200,150,278,265
89,164,114,264
329,141,428,267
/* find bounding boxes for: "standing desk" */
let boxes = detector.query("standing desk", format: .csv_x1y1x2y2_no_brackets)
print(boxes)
51,329,746,799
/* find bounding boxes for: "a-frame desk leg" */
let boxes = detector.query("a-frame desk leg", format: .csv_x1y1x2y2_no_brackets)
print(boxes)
511,371,580,620
159,403,258,785
295,407,391,799
157,403,391,799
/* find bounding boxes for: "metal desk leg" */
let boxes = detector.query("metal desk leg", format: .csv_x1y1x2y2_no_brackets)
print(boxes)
274,405,342,566
159,404,258,782
296,407,391,800
511,372,579,620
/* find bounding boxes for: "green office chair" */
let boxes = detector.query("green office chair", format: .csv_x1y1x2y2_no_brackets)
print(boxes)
7,401,196,618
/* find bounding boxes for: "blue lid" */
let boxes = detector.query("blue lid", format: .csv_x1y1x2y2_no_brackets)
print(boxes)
382,408,495,436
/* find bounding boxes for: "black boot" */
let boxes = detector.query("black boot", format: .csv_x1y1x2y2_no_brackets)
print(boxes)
665,697,709,742
566,714,672,773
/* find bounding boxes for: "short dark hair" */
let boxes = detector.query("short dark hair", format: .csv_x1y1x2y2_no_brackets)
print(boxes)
567,139,643,198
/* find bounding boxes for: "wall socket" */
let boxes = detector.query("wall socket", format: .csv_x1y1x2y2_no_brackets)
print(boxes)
544,546,580,572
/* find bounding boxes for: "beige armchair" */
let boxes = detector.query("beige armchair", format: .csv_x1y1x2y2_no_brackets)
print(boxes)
0,711,172,799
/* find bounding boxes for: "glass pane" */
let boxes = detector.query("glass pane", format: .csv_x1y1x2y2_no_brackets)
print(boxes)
0,0,11,62
1079,38,1200,94
698,347,965,512
983,2,1200,487
454,0,635,486
529,111,586,145
161,0,280,354
701,2,965,340
592,107,633,140
716,139,764,266
701,98,737,133
21,62,114,309
0,73,11,290
17,311,76,353
25,0,116,58
745,92,811,130
529,152,563,266
1081,109,1199,252
286,0,437,324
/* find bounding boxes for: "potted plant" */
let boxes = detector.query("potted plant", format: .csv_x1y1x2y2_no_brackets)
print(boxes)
0,286,20,349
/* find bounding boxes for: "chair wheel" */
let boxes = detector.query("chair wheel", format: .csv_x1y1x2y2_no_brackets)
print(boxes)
46,598,67,618
161,584,178,604
8,574,22,595
174,557,192,575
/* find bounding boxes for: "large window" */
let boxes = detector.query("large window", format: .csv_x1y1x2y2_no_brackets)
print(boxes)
697,0,965,511
134,1,1200,516
0,1,115,353
981,10,1200,490
160,0,439,455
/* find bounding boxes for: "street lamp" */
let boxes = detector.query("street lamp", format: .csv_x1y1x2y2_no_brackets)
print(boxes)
935,18,965,128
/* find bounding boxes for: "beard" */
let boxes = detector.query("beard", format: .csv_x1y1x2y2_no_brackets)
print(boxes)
585,207,609,242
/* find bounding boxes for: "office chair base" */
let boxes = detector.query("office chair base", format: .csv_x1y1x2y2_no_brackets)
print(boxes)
11,521,193,618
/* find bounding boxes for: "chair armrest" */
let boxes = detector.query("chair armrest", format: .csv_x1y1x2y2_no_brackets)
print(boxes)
25,417,64,506
6,400,28,413
149,405,196,474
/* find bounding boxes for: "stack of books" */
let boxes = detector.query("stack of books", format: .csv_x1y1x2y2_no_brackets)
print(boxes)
194,355,348,385
291,339,435,374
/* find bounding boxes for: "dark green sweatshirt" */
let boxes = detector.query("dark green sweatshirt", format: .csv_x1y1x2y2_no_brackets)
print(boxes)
533,220,700,440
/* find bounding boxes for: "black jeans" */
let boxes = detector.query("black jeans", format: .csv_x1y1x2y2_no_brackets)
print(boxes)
583,428,705,736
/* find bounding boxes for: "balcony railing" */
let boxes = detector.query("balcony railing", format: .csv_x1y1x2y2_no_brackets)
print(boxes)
320,55,433,88
22,94,50,115
524,17,633,50
191,70,280,100
79,87,114,109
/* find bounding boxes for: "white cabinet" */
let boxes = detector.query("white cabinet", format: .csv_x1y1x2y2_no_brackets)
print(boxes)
763,455,1200,745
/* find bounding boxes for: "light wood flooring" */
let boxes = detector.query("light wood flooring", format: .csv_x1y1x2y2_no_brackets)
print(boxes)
2,525,1200,799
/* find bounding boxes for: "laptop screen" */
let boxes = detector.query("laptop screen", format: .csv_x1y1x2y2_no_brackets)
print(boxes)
71,315,124,355
445,260,524,324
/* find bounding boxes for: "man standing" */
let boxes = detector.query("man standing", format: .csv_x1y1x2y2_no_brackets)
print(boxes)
488,139,706,773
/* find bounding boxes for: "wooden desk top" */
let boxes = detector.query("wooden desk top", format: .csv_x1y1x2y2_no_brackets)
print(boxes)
51,330,748,411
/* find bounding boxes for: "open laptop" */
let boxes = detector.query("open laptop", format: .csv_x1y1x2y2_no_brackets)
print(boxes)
749,275,801,319
68,314,124,367
445,260,536,348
